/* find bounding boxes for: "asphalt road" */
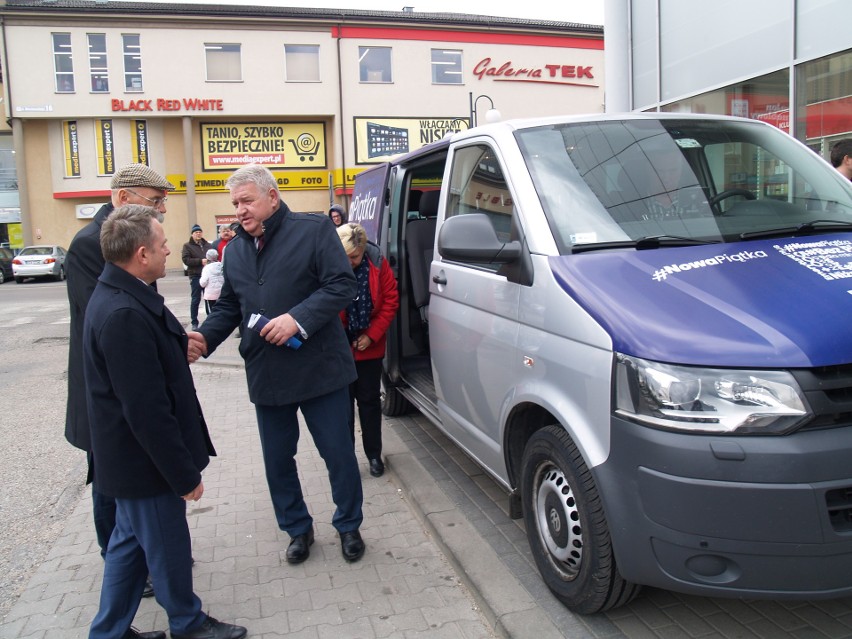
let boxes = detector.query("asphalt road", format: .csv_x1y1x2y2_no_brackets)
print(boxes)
0,271,196,621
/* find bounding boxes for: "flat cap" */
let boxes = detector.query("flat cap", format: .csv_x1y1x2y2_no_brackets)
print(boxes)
110,163,175,191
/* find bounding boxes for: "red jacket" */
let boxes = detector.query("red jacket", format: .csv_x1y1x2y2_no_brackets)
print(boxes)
340,248,400,361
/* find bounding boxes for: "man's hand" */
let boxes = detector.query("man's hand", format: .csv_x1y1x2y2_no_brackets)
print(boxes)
259,313,300,347
187,331,208,363
183,481,204,502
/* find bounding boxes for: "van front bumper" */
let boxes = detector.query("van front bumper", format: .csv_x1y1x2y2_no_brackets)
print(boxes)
595,416,852,598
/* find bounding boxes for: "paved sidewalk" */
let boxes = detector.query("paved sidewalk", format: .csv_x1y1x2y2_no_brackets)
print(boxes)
0,334,494,639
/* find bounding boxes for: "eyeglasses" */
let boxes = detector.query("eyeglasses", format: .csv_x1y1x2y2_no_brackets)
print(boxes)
126,189,168,207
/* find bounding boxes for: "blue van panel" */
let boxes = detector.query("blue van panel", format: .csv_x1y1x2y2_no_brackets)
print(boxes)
550,235,852,368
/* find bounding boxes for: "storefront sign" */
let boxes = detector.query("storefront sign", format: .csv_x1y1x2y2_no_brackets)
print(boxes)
132,120,149,165
62,120,80,178
95,119,115,175
471,58,598,87
200,122,326,170
167,169,332,193
111,98,224,112
354,117,469,164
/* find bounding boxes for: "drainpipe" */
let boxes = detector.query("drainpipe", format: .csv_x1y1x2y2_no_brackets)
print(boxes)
182,115,197,227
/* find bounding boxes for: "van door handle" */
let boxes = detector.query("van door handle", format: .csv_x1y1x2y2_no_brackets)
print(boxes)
432,274,447,285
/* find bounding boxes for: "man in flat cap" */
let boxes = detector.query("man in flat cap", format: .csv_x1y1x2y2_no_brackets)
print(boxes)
65,164,174,604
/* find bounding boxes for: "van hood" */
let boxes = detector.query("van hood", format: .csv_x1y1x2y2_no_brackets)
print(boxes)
549,234,852,368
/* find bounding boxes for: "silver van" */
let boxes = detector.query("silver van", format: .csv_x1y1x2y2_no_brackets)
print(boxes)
351,113,852,613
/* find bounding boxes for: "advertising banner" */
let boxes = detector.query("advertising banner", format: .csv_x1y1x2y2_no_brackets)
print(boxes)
348,163,390,243
62,121,80,178
354,116,469,164
95,119,115,175
132,120,149,165
200,122,326,171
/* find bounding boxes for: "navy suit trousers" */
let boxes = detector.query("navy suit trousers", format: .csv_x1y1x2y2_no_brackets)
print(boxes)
255,385,363,537
89,493,205,638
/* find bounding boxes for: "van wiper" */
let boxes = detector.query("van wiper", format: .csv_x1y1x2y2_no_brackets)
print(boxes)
570,235,720,254
739,219,852,241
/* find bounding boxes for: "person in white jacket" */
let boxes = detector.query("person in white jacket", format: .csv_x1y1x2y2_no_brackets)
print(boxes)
199,248,224,315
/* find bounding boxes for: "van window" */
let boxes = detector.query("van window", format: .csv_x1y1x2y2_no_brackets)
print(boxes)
446,144,515,249
516,119,852,254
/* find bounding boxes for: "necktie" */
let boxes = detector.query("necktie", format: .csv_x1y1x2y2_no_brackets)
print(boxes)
256,235,265,251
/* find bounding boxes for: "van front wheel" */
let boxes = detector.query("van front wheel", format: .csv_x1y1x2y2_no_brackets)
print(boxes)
520,425,639,614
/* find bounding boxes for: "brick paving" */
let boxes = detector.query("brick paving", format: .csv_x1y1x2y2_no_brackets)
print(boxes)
3,327,852,638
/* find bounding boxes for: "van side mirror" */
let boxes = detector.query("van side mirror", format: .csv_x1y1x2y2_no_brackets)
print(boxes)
437,213,521,264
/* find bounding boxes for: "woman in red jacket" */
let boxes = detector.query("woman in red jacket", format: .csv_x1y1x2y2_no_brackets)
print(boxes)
337,223,400,477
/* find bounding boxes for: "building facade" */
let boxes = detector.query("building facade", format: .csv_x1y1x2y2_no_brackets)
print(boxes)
0,0,603,267
604,0,851,158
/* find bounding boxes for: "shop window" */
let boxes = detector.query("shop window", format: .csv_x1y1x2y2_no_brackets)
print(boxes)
123,34,143,92
431,49,462,85
284,44,320,82
52,32,74,93
795,49,852,161
88,33,109,93
205,43,242,82
359,46,392,83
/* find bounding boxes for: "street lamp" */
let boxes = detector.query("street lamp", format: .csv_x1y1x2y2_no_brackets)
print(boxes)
469,92,501,127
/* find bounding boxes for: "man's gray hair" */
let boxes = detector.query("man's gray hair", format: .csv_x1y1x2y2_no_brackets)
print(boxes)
225,163,279,195
100,204,159,264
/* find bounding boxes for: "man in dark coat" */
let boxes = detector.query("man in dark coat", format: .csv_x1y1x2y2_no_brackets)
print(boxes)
85,205,245,639
189,163,366,564
181,224,213,330
65,163,173,562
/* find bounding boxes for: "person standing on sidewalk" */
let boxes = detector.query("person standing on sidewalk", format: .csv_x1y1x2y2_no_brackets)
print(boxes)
199,248,224,314
337,223,399,478
181,225,213,330
188,163,366,565
85,205,246,639
65,164,173,594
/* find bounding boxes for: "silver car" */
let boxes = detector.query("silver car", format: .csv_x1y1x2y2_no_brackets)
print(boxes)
12,245,67,283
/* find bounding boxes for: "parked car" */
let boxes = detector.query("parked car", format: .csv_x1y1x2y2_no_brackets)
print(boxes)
12,245,67,283
0,246,13,284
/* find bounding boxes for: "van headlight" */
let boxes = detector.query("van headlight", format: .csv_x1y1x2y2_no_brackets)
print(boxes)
614,354,811,434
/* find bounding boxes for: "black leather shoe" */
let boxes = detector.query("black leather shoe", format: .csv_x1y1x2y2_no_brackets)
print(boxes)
340,530,365,562
171,616,247,639
141,576,154,598
122,628,166,639
369,458,384,477
286,529,314,564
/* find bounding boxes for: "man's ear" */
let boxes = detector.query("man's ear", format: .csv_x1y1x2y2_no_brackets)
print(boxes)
135,243,149,266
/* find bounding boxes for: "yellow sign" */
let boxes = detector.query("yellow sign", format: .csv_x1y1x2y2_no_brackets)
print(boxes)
131,120,149,165
95,119,115,175
354,116,469,164
62,121,80,177
200,122,326,171
169,169,332,193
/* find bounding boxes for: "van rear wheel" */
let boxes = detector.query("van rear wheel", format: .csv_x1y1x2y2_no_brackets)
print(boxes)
520,425,639,614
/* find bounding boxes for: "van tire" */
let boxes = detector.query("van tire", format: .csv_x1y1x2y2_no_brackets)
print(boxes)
381,371,411,416
520,425,639,614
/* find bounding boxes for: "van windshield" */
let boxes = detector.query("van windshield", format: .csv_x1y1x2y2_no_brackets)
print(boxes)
515,118,852,254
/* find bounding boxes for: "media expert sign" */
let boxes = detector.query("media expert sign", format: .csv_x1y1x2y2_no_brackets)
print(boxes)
200,122,327,171
62,120,80,177
354,117,470,165
167,171,333,193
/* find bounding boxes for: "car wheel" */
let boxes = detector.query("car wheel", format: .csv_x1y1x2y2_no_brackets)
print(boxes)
380,371,411,416
55,266,65,282
521,424,639,614
0,270,4,284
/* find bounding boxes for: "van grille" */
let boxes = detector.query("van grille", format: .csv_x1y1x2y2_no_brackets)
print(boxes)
790,365,852,431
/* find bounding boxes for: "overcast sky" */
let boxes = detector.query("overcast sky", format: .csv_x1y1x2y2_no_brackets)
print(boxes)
146,0,605,25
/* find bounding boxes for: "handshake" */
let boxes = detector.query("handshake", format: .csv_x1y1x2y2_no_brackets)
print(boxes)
186,312,302,365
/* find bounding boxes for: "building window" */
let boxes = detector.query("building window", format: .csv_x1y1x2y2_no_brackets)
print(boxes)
88,33,109,93
123,34,143,92
359,46,392,83
205,43,242,82
431,49,462,85
52,32,74,93
795,49,852,160
284,44,320,82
